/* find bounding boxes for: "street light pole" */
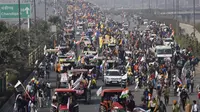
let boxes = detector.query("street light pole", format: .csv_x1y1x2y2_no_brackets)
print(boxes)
142,0,144,10
114,0,116,9
149,0,151,13
18,0,21,44
193,0,196,37
165,0,167,15
45,0,47,21
173,0,175,18
33,0,37,43
156,0,158,15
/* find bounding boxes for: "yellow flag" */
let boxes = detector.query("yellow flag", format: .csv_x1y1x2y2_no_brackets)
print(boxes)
78,56,81,61
120,39,123,45
99,37,103,48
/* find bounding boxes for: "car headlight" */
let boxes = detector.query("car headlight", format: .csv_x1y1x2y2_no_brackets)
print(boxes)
105,77,110,81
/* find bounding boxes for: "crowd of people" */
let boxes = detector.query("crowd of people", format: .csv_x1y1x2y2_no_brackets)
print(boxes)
11,0,200,112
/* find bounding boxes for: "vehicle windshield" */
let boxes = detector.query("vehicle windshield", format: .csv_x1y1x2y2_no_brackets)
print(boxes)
106,71,121,76
157,49,172,54
165,39,173,42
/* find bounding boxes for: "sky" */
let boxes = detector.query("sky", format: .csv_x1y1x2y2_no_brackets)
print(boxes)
86,0,199,10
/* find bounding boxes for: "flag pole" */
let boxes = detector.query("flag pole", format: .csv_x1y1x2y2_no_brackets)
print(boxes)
21,83,32,99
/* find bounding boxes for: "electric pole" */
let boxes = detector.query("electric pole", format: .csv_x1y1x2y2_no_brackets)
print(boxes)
176,0,179,36
45,0,47,21
165,0,167,15
18,0,21,44
193,0,196,37
173,0,175,18
156,0,158,15
33,0,37,42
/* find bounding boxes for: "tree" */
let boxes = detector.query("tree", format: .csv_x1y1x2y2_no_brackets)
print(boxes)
48,15,61,25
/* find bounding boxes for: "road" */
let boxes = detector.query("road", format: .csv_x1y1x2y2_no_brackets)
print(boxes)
38,12,200,112
110,13,200,111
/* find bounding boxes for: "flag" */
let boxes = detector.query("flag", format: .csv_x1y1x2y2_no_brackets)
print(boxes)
99,37,103,48
93,54,98,59
96,86,102,96
44,45,47,55
171,30,175,37
67,98,70,109
14,80,22,88
120,88,129,98
72,73,83,89
176,77,182,84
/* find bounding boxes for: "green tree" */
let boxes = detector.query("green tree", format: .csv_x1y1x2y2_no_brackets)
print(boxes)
48,15,61,25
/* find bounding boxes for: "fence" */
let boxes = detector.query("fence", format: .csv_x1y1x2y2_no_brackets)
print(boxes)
28,45,44,67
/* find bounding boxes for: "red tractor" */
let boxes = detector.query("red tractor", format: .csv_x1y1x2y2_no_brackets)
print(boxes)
52,88,79,112
99,89,126,112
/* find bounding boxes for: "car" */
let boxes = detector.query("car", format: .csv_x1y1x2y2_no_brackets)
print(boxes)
143,19,148,25
104,69,124,86
155,45,172,58
163,38,174,46
122,23,129,28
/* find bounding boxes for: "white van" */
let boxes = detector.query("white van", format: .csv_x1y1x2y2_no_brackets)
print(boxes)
155,45,172,58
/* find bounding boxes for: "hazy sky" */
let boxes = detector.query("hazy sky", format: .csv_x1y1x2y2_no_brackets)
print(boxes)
86,0,198,9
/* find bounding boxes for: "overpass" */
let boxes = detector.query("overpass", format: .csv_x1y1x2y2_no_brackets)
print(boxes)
104,8,200,23
159,11,200,23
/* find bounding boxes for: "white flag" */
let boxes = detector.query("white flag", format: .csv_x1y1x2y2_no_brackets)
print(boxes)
93,54,98,59
44,45,47,55
96,86,102,96
14,80,22,88
60,73,68,82
72,73,83,87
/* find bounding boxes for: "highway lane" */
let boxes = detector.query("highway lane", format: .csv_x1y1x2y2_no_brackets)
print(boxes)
38,2,200,112
106,14,200,111
36,13,200,112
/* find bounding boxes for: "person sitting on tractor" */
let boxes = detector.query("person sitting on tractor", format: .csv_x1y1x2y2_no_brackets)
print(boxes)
51,95,57,112
103,95,112,111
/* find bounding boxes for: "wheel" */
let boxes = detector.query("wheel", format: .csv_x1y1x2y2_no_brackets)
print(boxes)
85,89,91,104
99,105,106,112
74,104,79,112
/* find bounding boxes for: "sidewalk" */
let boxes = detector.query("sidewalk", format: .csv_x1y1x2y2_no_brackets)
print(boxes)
180,23,200,42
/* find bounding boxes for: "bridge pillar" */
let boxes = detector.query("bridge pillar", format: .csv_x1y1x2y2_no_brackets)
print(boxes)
186,15,191,23
181,15,191,23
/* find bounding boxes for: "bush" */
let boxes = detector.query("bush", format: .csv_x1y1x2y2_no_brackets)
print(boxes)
5,68,19,86
175,35,200,56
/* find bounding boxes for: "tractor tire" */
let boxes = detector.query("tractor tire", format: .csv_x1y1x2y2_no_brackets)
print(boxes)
99,105,106,112
85,89,91,104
